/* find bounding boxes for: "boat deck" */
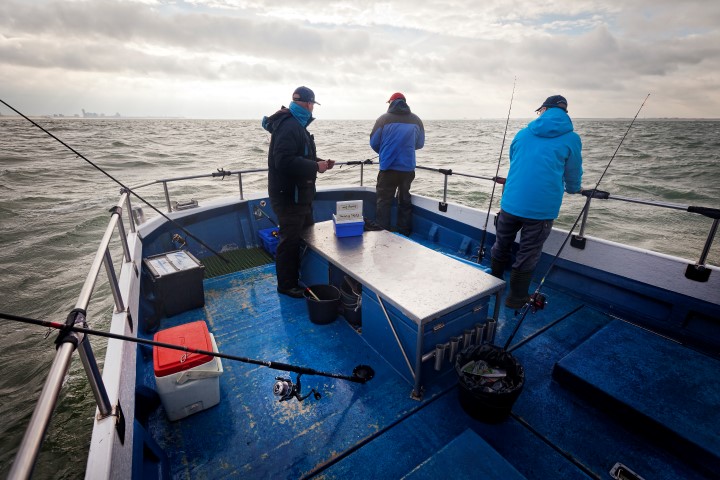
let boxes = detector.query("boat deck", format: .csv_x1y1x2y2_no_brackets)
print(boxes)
135,235,716,479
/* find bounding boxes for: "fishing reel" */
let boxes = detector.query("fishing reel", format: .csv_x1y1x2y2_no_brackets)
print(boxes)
529,292,547,312
273,374,321,403
171,234,187,248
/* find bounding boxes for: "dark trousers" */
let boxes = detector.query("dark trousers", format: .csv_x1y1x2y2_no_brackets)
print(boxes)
490,210,553,272
376,170,415,234
270,200,314,289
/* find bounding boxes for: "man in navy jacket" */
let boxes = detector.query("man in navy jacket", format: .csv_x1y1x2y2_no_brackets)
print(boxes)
370,92,425,236
263,86,334,298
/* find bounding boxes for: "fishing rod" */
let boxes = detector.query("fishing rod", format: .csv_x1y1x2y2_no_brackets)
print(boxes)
477,78,516,263
0,311,375,385
0,99,229,263
503,93,651,351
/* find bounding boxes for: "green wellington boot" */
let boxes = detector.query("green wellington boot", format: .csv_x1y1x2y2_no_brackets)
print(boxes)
505,269,533,309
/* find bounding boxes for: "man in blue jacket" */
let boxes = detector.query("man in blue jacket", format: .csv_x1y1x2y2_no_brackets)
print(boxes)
263,86,334,298
490,94,583,308
370,92,425,236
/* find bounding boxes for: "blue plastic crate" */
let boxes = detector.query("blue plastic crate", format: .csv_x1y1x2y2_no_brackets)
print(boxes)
333,216,364,238
258,228,279,256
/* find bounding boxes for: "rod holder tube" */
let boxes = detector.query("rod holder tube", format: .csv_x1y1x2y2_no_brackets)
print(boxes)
448,336,461,364
485,320,496,344
433,344,447,371
474,323,486,345
462,329,473,350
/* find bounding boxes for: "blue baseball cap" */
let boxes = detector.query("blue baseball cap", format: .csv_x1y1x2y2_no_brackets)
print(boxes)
292,86,320,105
536,95,567,112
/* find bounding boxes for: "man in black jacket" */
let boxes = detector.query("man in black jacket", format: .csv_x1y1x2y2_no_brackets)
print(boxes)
262,86,334,298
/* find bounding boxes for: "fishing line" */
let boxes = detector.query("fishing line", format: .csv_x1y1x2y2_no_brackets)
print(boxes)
477,77,516,263
503,93,651,351
0,99,229,262
0,311,375,384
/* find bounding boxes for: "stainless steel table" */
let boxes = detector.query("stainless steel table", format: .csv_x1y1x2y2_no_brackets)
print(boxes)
302,221,505,397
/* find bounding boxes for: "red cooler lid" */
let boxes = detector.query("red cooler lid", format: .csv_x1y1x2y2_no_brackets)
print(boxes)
153,321,214,377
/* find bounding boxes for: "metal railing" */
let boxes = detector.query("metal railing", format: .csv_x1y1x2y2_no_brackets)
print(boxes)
8,192,135,480
9,161,719,478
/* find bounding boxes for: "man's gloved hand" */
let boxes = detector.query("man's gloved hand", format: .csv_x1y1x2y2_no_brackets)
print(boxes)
317,159,335,173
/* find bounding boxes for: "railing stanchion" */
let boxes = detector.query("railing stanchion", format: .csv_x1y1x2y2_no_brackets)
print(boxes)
124,190,136,233
163,181,172,212
78,335,113,419
113,208,131,263
239,173,244,200
697,218,718,267
104,250,125,313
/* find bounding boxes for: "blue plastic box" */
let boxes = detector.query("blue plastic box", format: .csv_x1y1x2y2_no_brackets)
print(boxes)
333,216,364,238
258,228,279,256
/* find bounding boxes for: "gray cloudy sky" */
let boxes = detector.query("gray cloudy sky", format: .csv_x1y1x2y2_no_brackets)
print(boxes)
1,0,719,119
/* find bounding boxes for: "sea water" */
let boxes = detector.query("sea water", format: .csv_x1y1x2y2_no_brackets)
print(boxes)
1,117,719,477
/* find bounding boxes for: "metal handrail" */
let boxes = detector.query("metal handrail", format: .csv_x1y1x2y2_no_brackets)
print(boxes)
129,163,718,267
8,194,131,480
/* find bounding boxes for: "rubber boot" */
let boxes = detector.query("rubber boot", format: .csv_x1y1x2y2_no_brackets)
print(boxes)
505,269,533,309
490,258,507,279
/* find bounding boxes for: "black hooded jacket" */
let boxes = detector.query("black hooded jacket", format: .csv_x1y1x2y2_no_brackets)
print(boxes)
263,107,319,205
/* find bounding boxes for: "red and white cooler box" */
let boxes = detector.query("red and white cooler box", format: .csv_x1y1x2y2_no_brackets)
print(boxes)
153,321,223,421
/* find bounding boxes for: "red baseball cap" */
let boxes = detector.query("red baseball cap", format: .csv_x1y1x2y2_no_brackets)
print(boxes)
387,92,406,103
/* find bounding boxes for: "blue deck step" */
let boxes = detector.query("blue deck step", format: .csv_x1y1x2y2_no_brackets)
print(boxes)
552,320,720,476
401,429,527,479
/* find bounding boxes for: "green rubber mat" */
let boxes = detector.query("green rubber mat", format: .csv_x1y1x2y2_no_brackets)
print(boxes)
200,247,274,278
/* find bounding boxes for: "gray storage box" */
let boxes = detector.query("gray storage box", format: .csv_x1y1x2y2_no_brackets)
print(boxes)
143,250,205,318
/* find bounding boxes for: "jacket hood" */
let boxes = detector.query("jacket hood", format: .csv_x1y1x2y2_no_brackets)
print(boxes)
388,99,411,115
528,107,574,138
262,107,291,133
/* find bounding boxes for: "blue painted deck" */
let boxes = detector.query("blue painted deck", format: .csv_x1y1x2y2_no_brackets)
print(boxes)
553,320,720,477
134,245,716,479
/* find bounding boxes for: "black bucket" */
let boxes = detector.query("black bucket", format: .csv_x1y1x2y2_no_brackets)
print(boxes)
340,278,362,326
455,344,525,423
304,285,341,325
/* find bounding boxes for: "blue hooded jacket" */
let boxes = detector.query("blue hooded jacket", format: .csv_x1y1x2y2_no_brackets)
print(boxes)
369,100,424,171
501,107,583,219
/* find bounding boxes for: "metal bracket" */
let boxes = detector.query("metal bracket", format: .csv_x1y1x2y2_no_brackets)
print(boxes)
685,264,711,282
609,462,645,480
96,401,126,445
571,234,586,249
439,202,448,212
125,309,134,333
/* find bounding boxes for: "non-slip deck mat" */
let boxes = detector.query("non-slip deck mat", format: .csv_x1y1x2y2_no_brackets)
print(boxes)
200,247,274,278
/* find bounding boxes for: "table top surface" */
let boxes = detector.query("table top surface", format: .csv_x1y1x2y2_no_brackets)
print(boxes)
302,221,505,324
